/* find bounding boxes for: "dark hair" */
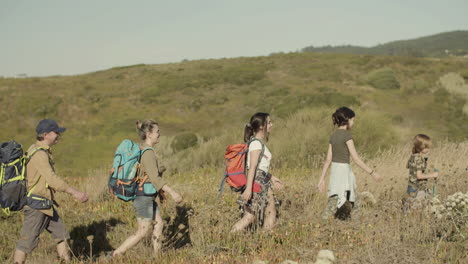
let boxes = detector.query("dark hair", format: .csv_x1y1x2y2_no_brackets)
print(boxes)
136,120,159,140
412,134,431,154
332,107,355,127
244,112,270,142
36,134,45,141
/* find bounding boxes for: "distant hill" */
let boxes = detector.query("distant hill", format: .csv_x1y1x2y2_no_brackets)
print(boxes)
302,30,468,57
1,52,467,176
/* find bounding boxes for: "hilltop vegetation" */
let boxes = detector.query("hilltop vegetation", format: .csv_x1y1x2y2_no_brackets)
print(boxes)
0,49,467,264
302,30,468,58
0,52,467,177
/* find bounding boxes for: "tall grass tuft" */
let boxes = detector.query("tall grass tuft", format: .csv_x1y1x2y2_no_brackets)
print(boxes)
362,68,400,90
159,107,399,173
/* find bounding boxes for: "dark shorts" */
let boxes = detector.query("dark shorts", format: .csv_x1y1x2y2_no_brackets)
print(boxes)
16,206,70,254
133,195,158,221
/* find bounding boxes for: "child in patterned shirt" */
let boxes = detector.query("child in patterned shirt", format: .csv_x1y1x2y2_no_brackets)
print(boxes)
405,134,439,209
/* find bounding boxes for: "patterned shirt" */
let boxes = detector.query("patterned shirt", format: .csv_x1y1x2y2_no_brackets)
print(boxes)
406,153,428,190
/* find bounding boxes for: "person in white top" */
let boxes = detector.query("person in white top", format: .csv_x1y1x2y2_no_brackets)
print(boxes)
231,112,283,232
247,140,272,173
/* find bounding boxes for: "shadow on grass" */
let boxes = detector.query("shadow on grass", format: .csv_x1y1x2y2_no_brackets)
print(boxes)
163,205,193,249
69,217,123,261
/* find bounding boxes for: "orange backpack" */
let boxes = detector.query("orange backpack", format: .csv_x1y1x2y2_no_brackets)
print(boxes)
218,139,264,197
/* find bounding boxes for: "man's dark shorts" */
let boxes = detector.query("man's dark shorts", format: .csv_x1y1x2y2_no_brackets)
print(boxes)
16,206,70,254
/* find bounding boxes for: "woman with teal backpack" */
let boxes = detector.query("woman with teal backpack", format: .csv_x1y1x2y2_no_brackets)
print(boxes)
112,120,183,257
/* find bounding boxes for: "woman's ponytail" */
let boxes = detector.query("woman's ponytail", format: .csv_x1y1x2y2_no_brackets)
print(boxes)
244,123,254,143
243,112,270,143
332,112,340,126
136,119,158,140
136,120,142,130
332,107,355,127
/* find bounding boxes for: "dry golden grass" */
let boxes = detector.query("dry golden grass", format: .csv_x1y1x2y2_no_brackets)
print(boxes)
1,140,467,263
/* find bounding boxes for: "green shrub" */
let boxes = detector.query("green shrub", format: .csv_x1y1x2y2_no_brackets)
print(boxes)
171,133,198,152
86,93,101,103
274,93,360,118
413,80,430,92
267,87,289,97
433,88,450,103
221,63,272,86
403,80,431,95
35,97,63,118
350,55,372,66
206,96,229,105
84,85,94,91
391,114,404,124
363,68,400,90
159,107,398,171
189,99,202,112
270,107,398,168
141,86,163,102
459,69,468,81
289,63,343,82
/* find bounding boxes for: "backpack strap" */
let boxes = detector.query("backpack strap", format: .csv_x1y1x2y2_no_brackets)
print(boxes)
26,147,48,162
140,147,154,158
137,146,159,184
1,157,27,184
139,147,156,170
24,147,48,197
247,138,266,174
0,146,47,185
217,165,228,199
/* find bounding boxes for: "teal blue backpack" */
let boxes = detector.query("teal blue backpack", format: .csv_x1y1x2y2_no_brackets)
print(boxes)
108,139,157,202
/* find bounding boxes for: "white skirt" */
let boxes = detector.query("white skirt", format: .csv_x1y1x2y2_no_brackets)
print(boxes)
328,162,357,208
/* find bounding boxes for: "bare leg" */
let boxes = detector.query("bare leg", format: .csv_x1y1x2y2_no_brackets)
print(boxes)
263,189,276,231
56,241,71,262
113,220,151,256
13,249,26,264
152,211,164,255
321,196,339,220
231,212,256,233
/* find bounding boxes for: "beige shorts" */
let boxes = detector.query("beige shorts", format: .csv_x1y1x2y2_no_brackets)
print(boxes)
16,206,70,254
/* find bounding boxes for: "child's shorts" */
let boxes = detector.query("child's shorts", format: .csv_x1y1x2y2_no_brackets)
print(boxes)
407,185,432,199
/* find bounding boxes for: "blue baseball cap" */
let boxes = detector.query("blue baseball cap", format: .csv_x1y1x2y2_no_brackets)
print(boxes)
36,119,66,134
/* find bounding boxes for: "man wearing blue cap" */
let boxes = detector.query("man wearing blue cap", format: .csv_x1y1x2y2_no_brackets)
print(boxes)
14,119,89,264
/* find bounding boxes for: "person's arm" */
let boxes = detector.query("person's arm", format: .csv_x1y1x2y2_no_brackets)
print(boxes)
33,152,88,202
141,151,182,203
65,187,89,202
416,170,438,180
346,140,382,181
141,151,167,190
242,149,261,202
271,175,283,190
161,185,182,203
317,144,332,192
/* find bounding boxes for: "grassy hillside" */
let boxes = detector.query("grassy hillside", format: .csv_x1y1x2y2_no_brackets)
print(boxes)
0,52,467,263
1,139,467,263
302,30,468,57
0,52,467,177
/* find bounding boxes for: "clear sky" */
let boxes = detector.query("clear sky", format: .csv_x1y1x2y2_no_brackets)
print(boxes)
1,0,467,77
